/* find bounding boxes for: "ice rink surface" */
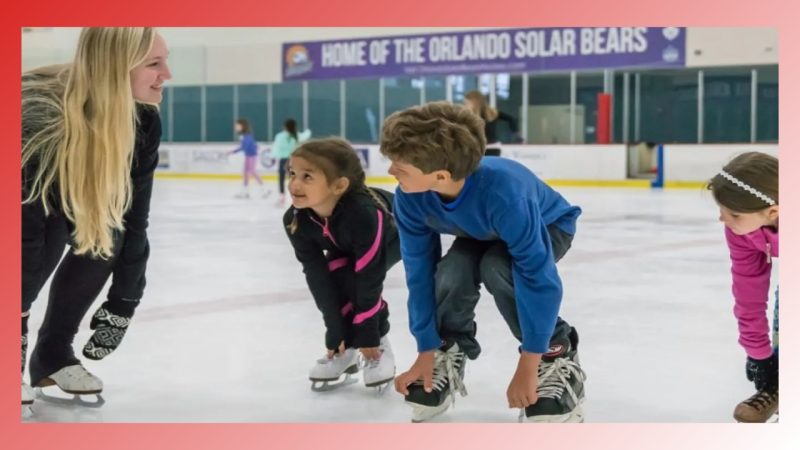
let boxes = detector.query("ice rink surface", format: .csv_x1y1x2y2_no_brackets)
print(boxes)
23,179,778,423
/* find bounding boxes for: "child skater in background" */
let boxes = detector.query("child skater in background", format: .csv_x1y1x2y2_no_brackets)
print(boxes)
708,152,779,423
228,118,268,199
273,118,311,206
283,138,400,392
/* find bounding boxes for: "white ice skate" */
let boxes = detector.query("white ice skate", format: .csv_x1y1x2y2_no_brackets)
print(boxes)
22,380,35,406
21,380,35,418
21,333,34,407
362,336,396,393
35,364,105,407
309,348,359,392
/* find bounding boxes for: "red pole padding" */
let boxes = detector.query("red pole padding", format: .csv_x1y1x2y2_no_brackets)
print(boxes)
597,93,611,144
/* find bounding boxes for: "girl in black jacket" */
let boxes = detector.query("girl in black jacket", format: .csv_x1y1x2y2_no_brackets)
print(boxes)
283,138,400,391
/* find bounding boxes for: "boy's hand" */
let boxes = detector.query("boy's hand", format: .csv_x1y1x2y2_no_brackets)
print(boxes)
507,352,542,408
394,351,436,395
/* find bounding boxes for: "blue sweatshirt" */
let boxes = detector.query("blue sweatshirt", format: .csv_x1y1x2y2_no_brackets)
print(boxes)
394,157,581,354
232,133,259,157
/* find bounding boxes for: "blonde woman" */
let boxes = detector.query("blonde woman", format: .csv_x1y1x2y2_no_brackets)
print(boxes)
463,90,521,157
21,27,171,406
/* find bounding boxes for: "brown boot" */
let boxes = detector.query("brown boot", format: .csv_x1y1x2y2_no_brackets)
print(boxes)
734,389,778,423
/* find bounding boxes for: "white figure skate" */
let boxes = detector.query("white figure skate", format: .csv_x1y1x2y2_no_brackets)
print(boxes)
362,336,396,394
309,348,359,392
35,364,105,408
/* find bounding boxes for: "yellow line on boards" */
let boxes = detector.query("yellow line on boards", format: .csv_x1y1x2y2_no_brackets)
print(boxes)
154,173,706,189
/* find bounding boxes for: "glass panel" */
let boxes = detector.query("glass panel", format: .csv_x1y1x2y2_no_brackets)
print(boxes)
344,78,380,143
271,81,304,140
205,85,235,142
308,79,342,138
639,69,698,143
171,86,202,142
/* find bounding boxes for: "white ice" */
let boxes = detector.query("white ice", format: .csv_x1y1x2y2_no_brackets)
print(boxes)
22,179,778,422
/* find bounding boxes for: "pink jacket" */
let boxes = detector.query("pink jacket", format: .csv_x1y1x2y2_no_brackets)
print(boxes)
725,225,779,359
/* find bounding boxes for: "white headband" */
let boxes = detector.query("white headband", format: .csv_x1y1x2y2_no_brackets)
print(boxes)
719,170,776,206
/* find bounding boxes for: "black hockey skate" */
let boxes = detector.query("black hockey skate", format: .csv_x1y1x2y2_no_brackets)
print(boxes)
522,325,586,423
405,340,467,423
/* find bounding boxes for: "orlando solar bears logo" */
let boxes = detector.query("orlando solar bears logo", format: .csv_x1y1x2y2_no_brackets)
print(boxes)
285,44,314,78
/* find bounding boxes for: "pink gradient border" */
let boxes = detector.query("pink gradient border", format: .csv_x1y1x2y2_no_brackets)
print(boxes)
2,1,797,449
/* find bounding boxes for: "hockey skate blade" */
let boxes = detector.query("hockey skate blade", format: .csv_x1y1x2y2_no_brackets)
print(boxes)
35,387,106,408
408,393,455,423
520,404,585,423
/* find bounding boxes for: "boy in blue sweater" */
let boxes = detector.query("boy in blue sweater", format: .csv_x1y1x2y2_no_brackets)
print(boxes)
380,102,586,423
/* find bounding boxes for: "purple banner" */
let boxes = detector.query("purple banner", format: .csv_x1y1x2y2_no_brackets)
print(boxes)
283,27,685,81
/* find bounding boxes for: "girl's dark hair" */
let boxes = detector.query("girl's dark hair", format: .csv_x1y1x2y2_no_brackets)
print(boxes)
286,138,390,234
235,118,251,134
708,152,778,213
284,119,298,141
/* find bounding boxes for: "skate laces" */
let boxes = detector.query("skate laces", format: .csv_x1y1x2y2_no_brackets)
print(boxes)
356,344,389,370
415,348,467,397
743,389,778,410
359,353,381,369
317,350,354,366
537,357,584,402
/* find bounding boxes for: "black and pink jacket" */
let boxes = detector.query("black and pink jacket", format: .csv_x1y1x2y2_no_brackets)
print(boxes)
283,187,398,349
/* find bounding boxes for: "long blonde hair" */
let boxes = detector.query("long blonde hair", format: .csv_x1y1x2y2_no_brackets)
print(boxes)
22,27,156,258
464,90,498,122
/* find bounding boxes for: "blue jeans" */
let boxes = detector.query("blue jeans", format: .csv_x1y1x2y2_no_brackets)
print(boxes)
433,224,574,359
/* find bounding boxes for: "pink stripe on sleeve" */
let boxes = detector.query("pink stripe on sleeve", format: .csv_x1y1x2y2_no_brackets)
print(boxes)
328,257,348,272
355,210,384,272
353,299,385,325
